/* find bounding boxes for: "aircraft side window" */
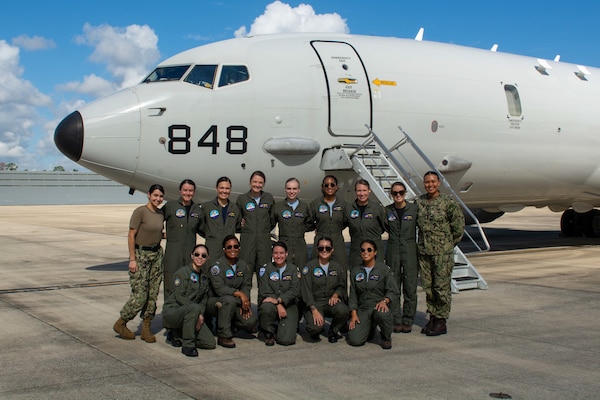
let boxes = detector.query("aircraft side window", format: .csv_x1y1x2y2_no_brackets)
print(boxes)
504,84,522,116
218,65,249,87
184,65,218,89
143,65,191,83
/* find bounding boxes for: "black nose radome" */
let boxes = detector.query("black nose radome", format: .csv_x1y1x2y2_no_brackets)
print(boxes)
54,111,84,162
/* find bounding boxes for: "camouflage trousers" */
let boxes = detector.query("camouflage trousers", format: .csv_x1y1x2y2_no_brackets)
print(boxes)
120,248,164,321
418,252,453,319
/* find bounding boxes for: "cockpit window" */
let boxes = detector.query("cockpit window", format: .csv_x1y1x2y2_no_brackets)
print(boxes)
218,65,249,87
143,65,191,83
184,65,218,89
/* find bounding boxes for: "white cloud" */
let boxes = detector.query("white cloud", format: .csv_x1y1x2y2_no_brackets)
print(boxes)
56,73,117,98
12,35,56,51
75,23,161,88
0,40,52,164
235,1,349,37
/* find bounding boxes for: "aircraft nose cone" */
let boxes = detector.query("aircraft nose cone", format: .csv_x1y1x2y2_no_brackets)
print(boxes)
54,111,84,162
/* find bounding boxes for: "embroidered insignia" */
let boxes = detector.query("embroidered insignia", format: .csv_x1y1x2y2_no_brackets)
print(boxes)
294,212,304,218
403,215,413,221
302,266,309,275
245,202,256,212
209,209,220,219
282,210,292,219
313,267,324,277
355,272,365,282
318,205,328,214
350,210,360,219
369,274,380,281
364,213,374,219
387,212,397,221
175,208,186,218
225,269,234,279
211,265,220,275
270,271,280,281
282,275,292,281
174,277,181,287
259,266,266,277
190,272,198,283
328,270,338,277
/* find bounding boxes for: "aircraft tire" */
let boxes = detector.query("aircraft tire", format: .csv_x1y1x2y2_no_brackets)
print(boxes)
560,209,583,237
582,209,600,238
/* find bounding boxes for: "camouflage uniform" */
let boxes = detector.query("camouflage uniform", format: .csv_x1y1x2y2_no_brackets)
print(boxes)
416,193,464,319
257,262,300,345
204,256,257,339
300,258,349,337
346,199,387,268
162,264,216,349
271,199,312,268
120,247,164,321
237,190,275,273
162,198,203,301
347,261,398,346
384,202,418,326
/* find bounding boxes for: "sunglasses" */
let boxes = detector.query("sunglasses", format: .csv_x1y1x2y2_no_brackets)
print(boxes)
322,183,337,188
193,252,208,258
360,247,374,253
225,244,240,250
317,246,333,252
391,190,406,196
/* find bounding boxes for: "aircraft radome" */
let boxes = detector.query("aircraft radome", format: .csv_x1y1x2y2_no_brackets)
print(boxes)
54,32,600,237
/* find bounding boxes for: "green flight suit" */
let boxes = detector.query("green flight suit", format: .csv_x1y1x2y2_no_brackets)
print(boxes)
384,202,418,325
162,264,216,349
237,190,275,273
300,259,349,336
347,261,398,346
204,256,257,339
162,198,203,301
346,199,387,268
201,198,241,262
271,199,312,269
308,197,349,269
257,262,300,345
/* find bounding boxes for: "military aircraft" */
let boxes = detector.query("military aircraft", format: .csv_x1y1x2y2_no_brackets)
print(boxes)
54,32,600,237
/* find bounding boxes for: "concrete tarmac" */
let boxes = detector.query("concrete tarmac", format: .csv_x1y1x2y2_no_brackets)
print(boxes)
0,205,599,399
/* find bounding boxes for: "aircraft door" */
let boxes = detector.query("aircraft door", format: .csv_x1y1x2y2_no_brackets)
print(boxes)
311,41,372,136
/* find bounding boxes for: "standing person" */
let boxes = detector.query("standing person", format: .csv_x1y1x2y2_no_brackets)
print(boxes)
309,175,349,268
162,244,216,357
346,179,387,268
301,237,349,343
385,182,418,334
201,177,241,262
162,179,203,346
271,177,312,269
205,235,257,349
257,242,300,346
417,171,464,336
347,240,397,350
113,184,165,343
237,171,275,274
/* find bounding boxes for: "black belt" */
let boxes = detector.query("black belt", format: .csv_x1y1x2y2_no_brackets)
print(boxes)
135,244,161,252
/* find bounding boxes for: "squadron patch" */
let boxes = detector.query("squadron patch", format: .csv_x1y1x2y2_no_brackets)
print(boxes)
209,209,220,219
387,212,397,221
190,272,198,283
318,205,328,214
355,272,365,282
175,208,186,218
282,210,292,220
245,202,256,212
259,266,266,277
225,269,235,279
174,277,181,287
313,267,324,277
211,265,221,275
302,266,309,275
350,210,360,219
270,271,280,281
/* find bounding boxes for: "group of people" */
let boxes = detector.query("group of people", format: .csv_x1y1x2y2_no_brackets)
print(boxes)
112,170,464,356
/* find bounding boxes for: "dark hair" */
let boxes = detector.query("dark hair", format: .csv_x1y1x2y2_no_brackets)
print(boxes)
355,179,370,190
285,177,300,187
148,184,165,194
317,236,333,248
272,241,288,252
222,234,239,248
360,239,377,252
423,170,440,180
250,170,266,182
192,244,209,256
216,176,232,187
179,179,196,190
390,181,406,191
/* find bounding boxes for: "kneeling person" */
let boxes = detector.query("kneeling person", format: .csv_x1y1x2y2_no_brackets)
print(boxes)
205,235,257,348
162,244,216,357
258,241,300,346
301,237,349,343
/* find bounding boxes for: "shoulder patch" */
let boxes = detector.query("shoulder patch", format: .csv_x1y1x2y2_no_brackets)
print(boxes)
210,265,221,275
174,277,181,287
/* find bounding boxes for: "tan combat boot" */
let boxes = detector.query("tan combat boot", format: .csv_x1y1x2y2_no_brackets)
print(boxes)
113,317,135,340
141,318,156,343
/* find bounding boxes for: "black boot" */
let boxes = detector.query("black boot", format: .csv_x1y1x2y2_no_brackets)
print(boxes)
426,318,447,336
421,315,436,334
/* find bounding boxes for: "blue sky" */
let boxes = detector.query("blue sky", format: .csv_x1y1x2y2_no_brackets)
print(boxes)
1,0,599,171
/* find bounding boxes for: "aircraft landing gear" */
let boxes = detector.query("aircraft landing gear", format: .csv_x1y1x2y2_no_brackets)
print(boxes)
560,209,600,237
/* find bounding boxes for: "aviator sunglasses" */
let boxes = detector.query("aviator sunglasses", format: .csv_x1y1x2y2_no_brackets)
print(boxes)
225,244,240,250
360,247,374,253
193,252,208,258
317,246,333,252
391,190,406,196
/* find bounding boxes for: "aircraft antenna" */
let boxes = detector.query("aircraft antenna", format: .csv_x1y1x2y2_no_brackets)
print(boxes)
414,27,424,41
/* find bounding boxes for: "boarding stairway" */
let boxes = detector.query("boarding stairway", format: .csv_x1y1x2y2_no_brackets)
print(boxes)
322,126,489,293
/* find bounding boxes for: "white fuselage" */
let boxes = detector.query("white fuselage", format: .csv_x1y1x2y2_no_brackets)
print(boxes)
57,33,600,212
